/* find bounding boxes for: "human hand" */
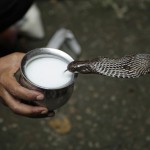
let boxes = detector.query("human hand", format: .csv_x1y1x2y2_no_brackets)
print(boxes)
0,52,54,118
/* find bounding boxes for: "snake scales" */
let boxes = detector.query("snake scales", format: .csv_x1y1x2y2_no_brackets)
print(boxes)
67,54,150,78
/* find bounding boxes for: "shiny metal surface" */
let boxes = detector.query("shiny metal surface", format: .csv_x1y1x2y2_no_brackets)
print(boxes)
19,48,77,110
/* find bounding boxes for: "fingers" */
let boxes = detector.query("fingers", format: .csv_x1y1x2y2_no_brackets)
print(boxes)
29,111,55,118
0,84,55,118
0,52,25,71
0,70,44,101
0,52,55,118
8,76,44,100
0,86,49,117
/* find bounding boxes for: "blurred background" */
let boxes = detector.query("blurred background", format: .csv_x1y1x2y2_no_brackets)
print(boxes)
0,0,150,149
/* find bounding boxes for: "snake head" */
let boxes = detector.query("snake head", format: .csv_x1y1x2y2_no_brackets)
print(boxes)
67,60,92,74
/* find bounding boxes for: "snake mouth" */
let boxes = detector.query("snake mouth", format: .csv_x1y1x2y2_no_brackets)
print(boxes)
67,54,150,78
67,60,93,74
67,61,76,72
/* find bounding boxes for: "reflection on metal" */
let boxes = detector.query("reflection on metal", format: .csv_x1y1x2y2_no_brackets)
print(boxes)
19,48,77,111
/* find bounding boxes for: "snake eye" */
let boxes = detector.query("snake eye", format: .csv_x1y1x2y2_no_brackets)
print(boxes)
67,60,91,74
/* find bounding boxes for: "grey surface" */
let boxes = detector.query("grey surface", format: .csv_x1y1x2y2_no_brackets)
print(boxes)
0,0,150,150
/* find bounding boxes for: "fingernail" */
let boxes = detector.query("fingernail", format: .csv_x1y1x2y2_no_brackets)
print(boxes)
36,95,44,100
41,109,48,114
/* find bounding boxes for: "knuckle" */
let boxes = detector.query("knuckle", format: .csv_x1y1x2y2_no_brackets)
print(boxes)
11,86,36,100
30,108,37,114
10,86,19,97
12,52,20,58
12,52,24,60
26,94,36,101
0,73,6,84
23,90,37,100
11,104,20,114
21,90,36,101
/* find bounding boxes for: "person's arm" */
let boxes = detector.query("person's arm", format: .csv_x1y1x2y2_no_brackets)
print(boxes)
0,52,50,117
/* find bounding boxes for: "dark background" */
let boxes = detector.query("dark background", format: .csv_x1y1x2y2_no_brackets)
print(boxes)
0,0,150,150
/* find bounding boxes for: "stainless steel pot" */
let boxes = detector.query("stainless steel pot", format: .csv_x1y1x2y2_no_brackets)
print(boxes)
19,48,77,111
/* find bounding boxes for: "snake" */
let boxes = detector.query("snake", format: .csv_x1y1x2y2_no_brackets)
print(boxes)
67,54,150,78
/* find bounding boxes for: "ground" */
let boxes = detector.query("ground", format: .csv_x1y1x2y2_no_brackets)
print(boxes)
0,0,150,150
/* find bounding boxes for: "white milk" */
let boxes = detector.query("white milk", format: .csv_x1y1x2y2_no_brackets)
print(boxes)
25,57,74,89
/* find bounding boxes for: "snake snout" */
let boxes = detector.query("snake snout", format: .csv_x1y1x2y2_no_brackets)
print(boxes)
67,60,92,74
67,61,78,72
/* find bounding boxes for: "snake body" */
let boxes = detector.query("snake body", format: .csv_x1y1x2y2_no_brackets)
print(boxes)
67,54,150,78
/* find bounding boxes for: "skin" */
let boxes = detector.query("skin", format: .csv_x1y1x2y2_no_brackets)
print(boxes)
68,54,150,78
0,52,54,118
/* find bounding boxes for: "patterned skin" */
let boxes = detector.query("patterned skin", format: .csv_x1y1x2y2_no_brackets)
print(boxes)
67,54,150,78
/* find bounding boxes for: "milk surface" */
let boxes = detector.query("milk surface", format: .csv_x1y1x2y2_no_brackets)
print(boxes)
25,57,74,89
